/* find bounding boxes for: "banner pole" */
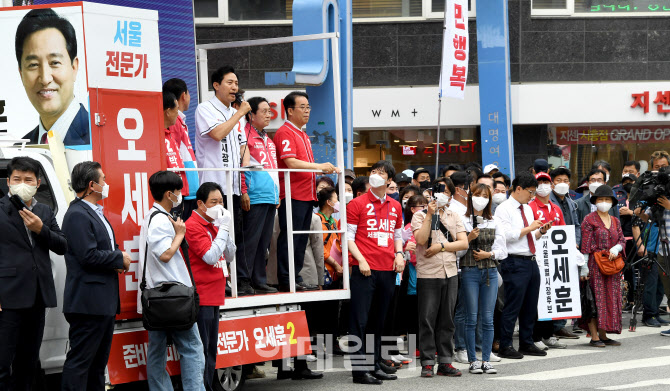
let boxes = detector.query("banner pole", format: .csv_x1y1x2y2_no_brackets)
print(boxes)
435,97,442,177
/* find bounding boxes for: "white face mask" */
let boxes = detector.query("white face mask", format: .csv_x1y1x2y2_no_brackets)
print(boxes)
589,182,603,194
596,201,612,213
536,184,552,197
330,201,340,213
472,196,489,211
10,183,37,202
169,191,182,208
492,193,507,205
345,192,354,204
369,174,386,188
435,193,450,208
402,199,408,209
554,183,570,196
204,204,224,220
93,182,109,200
605,173,610,183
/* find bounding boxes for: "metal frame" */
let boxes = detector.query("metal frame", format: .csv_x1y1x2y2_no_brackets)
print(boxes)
187,31,349,309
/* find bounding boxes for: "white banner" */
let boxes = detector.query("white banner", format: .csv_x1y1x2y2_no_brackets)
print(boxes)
439,0,469,100
536,226,582,321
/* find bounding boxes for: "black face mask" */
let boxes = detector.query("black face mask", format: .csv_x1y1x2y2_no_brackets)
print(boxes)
419,180,431,190
623,183,633,193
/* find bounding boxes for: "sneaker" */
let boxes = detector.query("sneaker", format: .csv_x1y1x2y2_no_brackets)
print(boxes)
534,340,548,351
482,361,498,374
420,365,433,378
498,346,523,359
601,338,621,346
392,354,413,365
304,354,317,362
454,350,468,364
554,327,580,339
658,317,670,325
589,339,606,348
436,363,462,377
488,352,502,362
661,329,670,337
543,337,567,349
644,317,662,327
469,361,483,374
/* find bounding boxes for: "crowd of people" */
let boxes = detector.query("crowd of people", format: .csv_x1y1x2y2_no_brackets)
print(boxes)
2,61,670,390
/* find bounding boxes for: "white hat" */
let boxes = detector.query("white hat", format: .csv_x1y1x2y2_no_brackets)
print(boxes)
402,169,414,178
484,164,499,174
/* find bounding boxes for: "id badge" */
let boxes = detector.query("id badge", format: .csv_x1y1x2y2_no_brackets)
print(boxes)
378,232,388,247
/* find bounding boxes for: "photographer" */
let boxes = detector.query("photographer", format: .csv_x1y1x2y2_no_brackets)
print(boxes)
412,187,468,377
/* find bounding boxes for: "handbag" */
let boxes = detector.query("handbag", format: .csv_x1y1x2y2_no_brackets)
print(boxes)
140,209,199,331
580,280,598,319
592,218,625,276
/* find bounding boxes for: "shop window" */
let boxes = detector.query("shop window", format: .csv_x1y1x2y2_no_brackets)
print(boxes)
531,0,670,16
353,127,481,177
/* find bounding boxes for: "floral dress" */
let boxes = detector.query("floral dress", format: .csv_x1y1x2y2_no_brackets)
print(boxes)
579,212,626,333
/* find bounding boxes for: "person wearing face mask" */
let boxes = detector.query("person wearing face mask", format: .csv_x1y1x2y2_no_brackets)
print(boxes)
456,184,507,374
185,182,235,391
0,157,68,390
317,187,343,286
577,185,626,347
413,168,432,191
412,181,469,377
60,161,132,390
400,185,421,218
492,181,508,213
139,171,207,390
576,168,619,223
387,181,400,202
592,160,612,185
448,171,470,218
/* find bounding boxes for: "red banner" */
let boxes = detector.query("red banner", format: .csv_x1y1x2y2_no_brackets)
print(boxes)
555,126,670,145
107,311,312,385
89,88,166,319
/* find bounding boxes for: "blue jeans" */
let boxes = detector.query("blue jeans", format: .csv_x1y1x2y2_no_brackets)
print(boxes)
147,324,206,391
461,267,498,362
454,277,466,351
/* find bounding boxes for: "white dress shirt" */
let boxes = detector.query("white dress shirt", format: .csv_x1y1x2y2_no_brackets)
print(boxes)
38,98,80,143
493,196,539,256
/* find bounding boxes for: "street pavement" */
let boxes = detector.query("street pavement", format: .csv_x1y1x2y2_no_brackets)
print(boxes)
242,313,670,391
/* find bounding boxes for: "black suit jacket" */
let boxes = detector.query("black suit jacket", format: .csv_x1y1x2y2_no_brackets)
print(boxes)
0,196,67,309
62,199,124,316
22,104,90,146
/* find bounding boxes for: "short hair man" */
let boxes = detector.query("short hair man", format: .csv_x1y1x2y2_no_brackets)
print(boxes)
274,91,338,293
195,66,251,292
347,160,404,384
495,172,551,359
163,91,190,206
576,168,619,222
477,174,494,193
163,78,199,220
0,156,67,389
651,150,670,171
185,182,234,391
16,8,90,146
61,161,131,390
448,171,469,218
413,168,431,189
352,176,370,198
441,164,461,178
492,180,508,212
592,160,612,183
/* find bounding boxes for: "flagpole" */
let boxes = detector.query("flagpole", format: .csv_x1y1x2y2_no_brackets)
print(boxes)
436,0,449,178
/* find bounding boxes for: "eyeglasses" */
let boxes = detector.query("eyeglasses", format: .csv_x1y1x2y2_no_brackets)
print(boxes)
292,105,311,111
525,188,536,197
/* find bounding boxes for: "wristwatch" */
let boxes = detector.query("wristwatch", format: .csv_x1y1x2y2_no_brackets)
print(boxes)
491,252,496,260
395,251,403,257
441,243,445,252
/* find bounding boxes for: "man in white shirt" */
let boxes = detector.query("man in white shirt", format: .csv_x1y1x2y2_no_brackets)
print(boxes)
494,172,552,360
195,65,252,294
140,171,206,391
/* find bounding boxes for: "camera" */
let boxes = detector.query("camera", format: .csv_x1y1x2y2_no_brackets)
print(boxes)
629,166,670,222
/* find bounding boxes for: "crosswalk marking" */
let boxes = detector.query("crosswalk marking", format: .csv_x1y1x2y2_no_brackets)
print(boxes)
494,356,670,381
598,379,670,390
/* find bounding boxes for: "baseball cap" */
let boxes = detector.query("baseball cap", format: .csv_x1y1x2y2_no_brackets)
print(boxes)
534,159,549,173
484,164,499,174
622,173,638,183
344,169,356,180
535,172,551,182
394,173,411,185
402,169,414,178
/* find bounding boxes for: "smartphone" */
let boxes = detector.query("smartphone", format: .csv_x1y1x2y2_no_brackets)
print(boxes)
9,194,25,211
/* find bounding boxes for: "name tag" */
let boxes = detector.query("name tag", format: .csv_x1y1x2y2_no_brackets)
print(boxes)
378,232,388,247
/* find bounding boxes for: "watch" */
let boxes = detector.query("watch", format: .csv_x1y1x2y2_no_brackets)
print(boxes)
491,252,496,260
395,251,403,257
441,243,445,252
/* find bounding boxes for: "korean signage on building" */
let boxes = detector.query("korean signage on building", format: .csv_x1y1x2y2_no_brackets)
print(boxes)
536,226,582,321
554,126,670,145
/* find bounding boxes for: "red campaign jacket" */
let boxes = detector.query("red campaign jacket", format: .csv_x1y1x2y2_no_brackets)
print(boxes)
164,127,189,197
185,213,226,307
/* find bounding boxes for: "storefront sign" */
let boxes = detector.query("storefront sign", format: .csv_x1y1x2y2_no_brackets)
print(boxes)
439,0,469,100
476,0,514,177
631,91,670,114
402,145,417,155
554,126,670,144
107,311,312,384
422,141,478,155
536,227,581,321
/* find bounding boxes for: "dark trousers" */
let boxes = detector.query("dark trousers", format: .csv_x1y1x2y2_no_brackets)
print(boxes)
533,320,554,342
276,199,313,285
0,305,45,390
224,195,246,281
197,306,220,391
643,260,665,320
500,256,540,349
61,314,115,391
417,276,458,365
349,267,396,377
240,203,276,285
